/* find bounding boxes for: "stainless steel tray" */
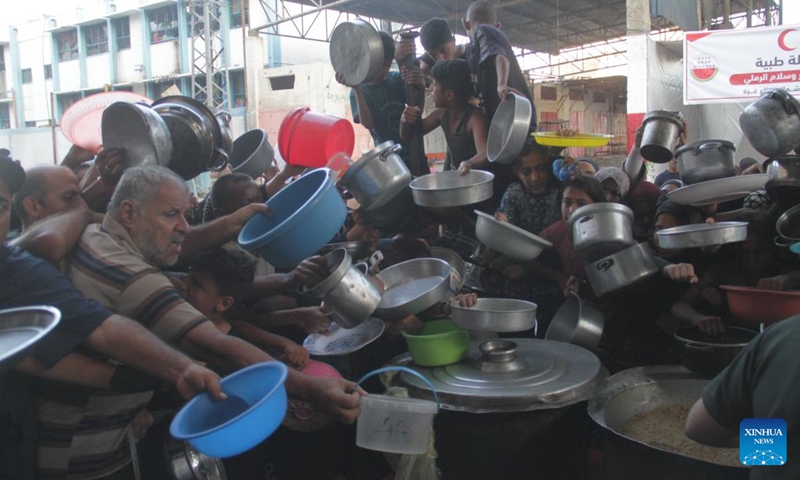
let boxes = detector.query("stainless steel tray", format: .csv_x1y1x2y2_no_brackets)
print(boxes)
0,306,61,371
656,221,748,249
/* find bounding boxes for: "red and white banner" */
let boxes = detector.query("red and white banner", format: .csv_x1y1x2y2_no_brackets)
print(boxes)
684,24,800,105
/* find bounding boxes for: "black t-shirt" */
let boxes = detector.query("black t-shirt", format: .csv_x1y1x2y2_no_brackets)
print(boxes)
0,244,111,480
703,314,800,480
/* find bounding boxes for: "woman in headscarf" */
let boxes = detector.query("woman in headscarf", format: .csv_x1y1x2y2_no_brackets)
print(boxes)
594,166,630,204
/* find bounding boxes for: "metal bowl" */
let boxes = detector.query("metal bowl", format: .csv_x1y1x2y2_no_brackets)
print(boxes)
487,93,532,164
431,247,466,294
0,306,61,372
409,170,494,208
375,258,451,320
656,221,748,249
229,129,274,179
474,210,552,261
101,102,173,169
450,298,537,333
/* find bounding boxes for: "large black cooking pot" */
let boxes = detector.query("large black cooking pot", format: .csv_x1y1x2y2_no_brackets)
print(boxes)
673,326,757,377
589,366,749,480
765,155,800,202
740,88,800,158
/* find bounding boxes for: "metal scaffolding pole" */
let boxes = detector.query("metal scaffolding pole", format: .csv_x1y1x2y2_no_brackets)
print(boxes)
188,0,230,110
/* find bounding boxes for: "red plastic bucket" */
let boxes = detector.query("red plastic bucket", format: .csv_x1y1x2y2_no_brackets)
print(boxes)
278,107,354,168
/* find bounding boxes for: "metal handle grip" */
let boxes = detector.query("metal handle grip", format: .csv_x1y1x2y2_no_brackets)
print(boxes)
695,142,725,154
683,341,713,352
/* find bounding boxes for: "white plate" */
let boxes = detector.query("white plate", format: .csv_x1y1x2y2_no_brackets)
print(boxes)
666,174,770,206
303,317,385,356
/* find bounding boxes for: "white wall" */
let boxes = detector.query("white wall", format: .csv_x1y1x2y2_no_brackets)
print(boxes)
0,128,72,167
59,60,81,91
86,53,111,86
150,40,180,77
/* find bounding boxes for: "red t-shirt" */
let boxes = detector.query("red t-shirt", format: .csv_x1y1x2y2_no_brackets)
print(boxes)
539,220,586,278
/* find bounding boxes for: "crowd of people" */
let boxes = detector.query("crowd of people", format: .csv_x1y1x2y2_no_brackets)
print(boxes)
2,1,800,479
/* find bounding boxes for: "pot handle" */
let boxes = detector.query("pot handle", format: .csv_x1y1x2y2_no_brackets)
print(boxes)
379,143,403,160
578,214,595,224
209,148,229,171
774,235,796,247
694,142,726,154
215,110,232,126
357,366,440,408
765,89,798,115
683,341,713,352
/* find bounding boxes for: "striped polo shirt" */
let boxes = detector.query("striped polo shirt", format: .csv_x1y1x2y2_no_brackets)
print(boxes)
38,215,208,479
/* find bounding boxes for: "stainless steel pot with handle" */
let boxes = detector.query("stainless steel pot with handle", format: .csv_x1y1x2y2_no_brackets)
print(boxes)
675,140,736,185
740,88,800,158
329,19,384,86
340,141,412,211
569,203,635,262
101,102,174,170
765,155,800,200
584,243,659,297
639,110,684,163
303,248,382,329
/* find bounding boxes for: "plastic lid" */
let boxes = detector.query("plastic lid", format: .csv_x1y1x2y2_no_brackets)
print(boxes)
360,394,439,414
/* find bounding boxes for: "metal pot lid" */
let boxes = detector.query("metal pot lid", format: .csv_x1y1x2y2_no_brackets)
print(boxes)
675,139,736,157
398,338,605,413
568,202,633,227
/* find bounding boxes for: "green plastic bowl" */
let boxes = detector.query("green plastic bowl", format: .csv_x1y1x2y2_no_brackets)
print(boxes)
402,319,469,367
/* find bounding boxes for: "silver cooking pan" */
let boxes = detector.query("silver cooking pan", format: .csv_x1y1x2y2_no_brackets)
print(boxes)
0,306,61,372
409,170,494,208
374,258,451,320
102,102,173,169
487,93,532,164
329,20,384,86
449,298,537,333
431,247,466,294
656,221,748,249
585,243,659,297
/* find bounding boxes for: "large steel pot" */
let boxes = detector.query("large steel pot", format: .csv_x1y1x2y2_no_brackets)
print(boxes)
569,203,635,262
656,221,748,249
764,155,800,200
740,88,800,158
487,92,532,164
588,366,748,480
640,110,684,163
585,242,659,297
229,129,274,179
449,298,537,333
101,102,173,169
545,293,604,352
675,140,736,185
340,141,411,211
673,326,757,377
302,248,381,329
153,96,231,180
329,19,384,86
409,170,494,208
775,203,800,246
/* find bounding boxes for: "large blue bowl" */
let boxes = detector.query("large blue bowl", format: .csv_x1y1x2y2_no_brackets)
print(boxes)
238,168,347,268
170,361,288,458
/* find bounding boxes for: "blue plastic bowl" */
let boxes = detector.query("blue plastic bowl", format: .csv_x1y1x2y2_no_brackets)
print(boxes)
238,168,347,268
170,361,288,458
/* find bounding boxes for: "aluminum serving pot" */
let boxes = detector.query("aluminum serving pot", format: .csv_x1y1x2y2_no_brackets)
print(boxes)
409,170,494,208
585,243,659,297
340,141,412,211
675,140,736,185
569,203,635,262
640,110,684,163
101,102,173,170
329,19,384,86
765,155,800,199
740,88,800,158
449,298,537,333
545,293,604,352
656,221,748,249
229,129,274,179
673,326,757,377
303,248,381,329
775,203,800,246
487,92,532,164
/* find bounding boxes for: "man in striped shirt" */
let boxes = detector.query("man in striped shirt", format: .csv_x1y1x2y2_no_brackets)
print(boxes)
51,165,362,479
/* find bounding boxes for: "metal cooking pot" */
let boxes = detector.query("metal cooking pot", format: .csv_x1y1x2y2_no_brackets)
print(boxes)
569,203,635,263
166,437,226,480
430,247,466,294
474,210,552,261
340,141,411,211
775,203,800,246
673,326,757,377
317,241,372,261
303,248,381,329
229,129,274,178
214,111,233,170
153,96,230,180
675,139,736,185
765,155,800,200
409,170,494,208
589,366,748,480
656,221,748,249
740,88,800,158
584,242,659,297
101,102,173,169
640,110,684,163
545,293,604,352
449,298,537,333
487,93,532,164
329,19,384,86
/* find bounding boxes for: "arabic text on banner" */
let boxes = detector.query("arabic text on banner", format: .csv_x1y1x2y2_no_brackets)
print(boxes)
684,24,800,105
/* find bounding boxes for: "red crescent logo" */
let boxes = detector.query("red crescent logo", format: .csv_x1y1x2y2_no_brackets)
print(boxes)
778,29,798,51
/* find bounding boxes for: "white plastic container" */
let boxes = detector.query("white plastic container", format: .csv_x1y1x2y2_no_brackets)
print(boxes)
356,393,438,454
